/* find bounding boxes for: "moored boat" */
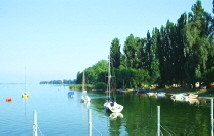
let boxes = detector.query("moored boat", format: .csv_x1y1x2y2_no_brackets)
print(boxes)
136,89,145,94
156,92,166,96
104,54,123,113
81,94,91,102
68,92,74,97
146,92,156,96
22,67,30,98
171,93,188,100
104,98,123,113
184,94,198,100
81,71,91,102
22,92,30,98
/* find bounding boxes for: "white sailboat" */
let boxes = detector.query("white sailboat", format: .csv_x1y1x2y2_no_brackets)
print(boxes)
22,67,29,98
81,71,91,102
82,71,87,94
104,55,123,113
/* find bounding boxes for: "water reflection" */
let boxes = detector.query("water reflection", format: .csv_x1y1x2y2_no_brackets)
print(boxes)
22,98,28,116
0,84,212,135
82,101,91,108
109,113,123,120
106,112,125,135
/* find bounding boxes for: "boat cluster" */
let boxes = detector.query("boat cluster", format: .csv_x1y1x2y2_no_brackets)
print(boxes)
170,93,198,101
67,71,91,103
67,88,91,103
170,93,199,104
68,53,124,113
145,91,199,103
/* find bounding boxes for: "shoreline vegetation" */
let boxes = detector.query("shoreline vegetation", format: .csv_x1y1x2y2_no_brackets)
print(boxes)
68,84,93,89
74,1,214,91
40,1,214,99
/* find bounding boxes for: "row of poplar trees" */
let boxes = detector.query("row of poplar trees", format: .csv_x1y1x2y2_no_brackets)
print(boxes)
76,1,214,89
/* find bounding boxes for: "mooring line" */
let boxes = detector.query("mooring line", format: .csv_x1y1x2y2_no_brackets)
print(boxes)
160,125,172,135
160,120,176,135
38,126,44,136
92,125,102,136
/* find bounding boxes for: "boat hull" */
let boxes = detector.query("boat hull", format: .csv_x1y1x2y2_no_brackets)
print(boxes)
22,93,29,98
104,102,123,113
68,92,74,97
81,95,91,102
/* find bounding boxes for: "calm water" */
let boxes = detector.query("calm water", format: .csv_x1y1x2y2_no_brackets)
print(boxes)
0,84,212,136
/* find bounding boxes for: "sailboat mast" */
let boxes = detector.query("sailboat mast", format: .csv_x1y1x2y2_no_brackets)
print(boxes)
108,55,111,98
82,71,85,92
25,67,26,93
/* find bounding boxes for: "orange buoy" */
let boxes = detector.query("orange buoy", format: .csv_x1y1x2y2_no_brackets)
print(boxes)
5,98,12,102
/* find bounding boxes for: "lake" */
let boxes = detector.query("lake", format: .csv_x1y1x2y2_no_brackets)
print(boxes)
0,84,212,136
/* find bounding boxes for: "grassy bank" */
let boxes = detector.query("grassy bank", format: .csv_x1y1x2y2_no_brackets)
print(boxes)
69,84,94,89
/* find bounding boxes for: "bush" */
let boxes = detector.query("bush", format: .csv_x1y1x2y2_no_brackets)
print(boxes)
94,82,106,89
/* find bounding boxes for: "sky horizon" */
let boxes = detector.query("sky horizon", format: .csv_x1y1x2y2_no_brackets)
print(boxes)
0,0,213,83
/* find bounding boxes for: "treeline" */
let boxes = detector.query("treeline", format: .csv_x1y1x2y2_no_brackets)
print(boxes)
40,79,76,84
76,1,214,89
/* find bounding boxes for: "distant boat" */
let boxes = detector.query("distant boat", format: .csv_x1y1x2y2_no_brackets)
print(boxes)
171,93,199,104
82,71,87,94
104,55,123,113
22,67,29,98
156,92,166,96
5,98,12,102
68,92,74,97
184,94,198,100
137,89,146,94
81,71,91,102
146,91,156,96
81,94,91,103
188,98,199,104
170,93,188,100
22,92,29,98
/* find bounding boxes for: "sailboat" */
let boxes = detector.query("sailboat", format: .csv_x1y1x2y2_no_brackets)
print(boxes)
104,55,123,113
81,71,91,102
82,71,87,94
22,67,29,98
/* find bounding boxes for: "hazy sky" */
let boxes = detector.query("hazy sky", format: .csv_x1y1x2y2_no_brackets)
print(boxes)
0,0,213,83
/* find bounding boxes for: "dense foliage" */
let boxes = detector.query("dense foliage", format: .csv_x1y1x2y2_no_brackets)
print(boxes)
76,0,214,89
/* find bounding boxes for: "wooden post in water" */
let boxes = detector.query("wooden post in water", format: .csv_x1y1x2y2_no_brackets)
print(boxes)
33,110,38,136
211,99,213,136
88,109,92,136
157,106,160,136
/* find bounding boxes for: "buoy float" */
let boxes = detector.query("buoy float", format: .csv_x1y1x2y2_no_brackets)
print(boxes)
5,98,12,102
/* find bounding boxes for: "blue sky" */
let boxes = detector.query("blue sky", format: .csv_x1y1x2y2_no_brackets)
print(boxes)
0,0,213,83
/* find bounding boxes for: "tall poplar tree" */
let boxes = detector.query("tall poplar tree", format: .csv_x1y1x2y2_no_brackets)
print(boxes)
184,0,211,87
175,12,188,85
110,38,121,69
150,28,160,84
123,34,138,68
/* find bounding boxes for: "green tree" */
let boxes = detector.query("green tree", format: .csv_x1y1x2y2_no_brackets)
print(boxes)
150,28,160,84
77,60,108,84
184,0,212,87
123,34,139,68
175,12,188,85
110,38,121,69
